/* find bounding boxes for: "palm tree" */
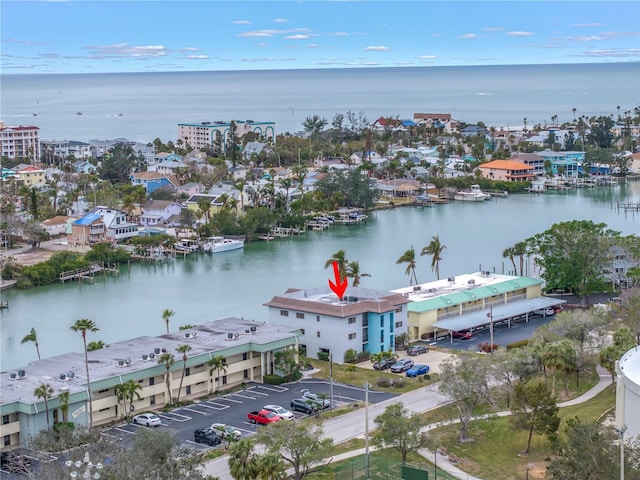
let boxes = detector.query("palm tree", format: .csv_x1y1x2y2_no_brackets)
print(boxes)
324,249,348,278
228,439,257,480
345,364,357,378
114,383,127,419
21,327,41,360
87,340,105,351
233,179,247,212
57,390,70,424
162,308,175,334
396,246,419,285
513,241,528,276
255,451,286,480
123,379,142,417
158,352,175,404
420,234,446,280
34,383,54,431
175,344,192,403
208,355,227,393
345,260,371,287
70,318,99,428
502,246,517,275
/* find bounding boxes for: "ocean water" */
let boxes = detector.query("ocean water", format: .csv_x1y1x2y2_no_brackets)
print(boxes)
1,63,638,144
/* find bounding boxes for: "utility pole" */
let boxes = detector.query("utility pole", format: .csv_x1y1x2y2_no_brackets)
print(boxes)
616,426,626,480
329,352,334,411
487,306,494,353
364,382,371,480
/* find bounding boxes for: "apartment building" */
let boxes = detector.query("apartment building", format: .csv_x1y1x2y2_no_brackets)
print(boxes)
0,318,300,449
177,120,276,151
0,123,40,162
264,285,409,362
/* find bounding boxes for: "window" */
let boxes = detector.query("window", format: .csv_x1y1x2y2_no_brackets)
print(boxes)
380,330,385,343
243,352,248,361
149,377,155,386
222,375,228,385
380,315,384,328
4,435,11,447
150,395,156,405
316,315,320,322
395,306,403,313
244,369,249,379
97,389,109,394
185,368,191,376
317,331,321,337
280,310,289,317
395,321,402,328
186,386,191,395
2,415,9,425
296,312,305,319
348,333,356,340
348,317,356,324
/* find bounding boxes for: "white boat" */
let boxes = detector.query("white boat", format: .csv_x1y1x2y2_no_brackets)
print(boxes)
202,236,244,253
454,185,491,202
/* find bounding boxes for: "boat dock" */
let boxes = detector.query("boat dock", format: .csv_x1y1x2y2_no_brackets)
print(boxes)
484,190,508,198
615,201,640,212
59,263,120,283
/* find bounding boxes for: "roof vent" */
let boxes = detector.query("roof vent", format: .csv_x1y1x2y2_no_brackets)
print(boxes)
149,353,155,359
59,373,67,381
468,279,476,285
404,293,409,299
17,369,26,378
154,348,161,355
234,332,240,340
10,372,17,380
250,326,257,333
245,329,251,334
428,288,437,293
67,371,75,379
141,354,149,361
448,277,455,283
413,286,422,292
227,332,234,340
481,271,491,277
117,359,126,367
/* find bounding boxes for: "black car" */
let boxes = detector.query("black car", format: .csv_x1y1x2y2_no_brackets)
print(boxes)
194,428,222,446
373,358,393,370
290,397,318,414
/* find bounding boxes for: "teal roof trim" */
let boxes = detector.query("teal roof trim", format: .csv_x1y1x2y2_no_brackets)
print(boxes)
408,277,542,313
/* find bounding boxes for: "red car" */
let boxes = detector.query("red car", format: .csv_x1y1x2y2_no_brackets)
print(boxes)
451,330,472,339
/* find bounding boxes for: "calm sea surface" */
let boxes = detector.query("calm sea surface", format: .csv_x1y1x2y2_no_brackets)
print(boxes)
1,183,639,370
2,63,639,142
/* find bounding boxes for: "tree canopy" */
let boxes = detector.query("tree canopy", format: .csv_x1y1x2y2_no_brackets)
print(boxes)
372,402,428,463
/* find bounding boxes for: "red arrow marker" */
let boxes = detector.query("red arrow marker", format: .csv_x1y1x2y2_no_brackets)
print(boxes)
328,261,348,300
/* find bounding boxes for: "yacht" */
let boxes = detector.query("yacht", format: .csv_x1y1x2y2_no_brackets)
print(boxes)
202,236,244,253
454,185,491,202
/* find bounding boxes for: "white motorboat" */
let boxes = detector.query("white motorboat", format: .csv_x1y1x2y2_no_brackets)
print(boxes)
202,236,244,253
454,185,491,202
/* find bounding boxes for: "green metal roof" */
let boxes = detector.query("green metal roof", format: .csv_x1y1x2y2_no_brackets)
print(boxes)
408,277,542,313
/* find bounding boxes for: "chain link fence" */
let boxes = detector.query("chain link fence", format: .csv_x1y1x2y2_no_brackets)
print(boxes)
333,452,460,480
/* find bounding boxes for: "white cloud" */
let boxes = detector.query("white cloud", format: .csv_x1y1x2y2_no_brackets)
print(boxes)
239,29,285,38
483,27,504,32
327,32,349,37
307,44,319,48
182,47,200,52
419,55,437,59
285,34,311,40
257,43,268,48
242,57,277,62
85,43,169,58
432,33,444,37
578,48,640,58
4,38,49,45
186,55,209,60
273,18,289,23
460,33,478,39
365,45,389,51
566,36,604,41
506,31,533,37
571,23,603,27
232,20,251,25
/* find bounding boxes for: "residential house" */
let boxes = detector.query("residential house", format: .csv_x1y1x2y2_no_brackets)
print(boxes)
0,123,40,162
615,347,640,441
73,160,97,174
629,152,640,174
68,213,106,246
478,159,535,182
509,153,546,177
140,200,184,227
243,141,268,161
13,164,46,186
413,113,458,134
391,272,564,342
460,125,487,137
41,216,72,236
92,206,138,242
130,171,179,194
147,152,183,170
0,318,300,449
536,150,584,178
350,151,384,166
176,182,204,198
264,285,409,362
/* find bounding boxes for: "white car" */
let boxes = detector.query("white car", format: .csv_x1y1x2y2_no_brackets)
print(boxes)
263,404,295,420
300,389,330,409
132,413,161,427
533,307,555,316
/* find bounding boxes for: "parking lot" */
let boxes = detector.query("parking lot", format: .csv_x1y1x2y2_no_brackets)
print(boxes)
101,379,397,452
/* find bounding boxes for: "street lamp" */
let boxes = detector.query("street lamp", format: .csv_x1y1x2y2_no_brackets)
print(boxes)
64,452,103,479
487,306,494,353
364,382,371,480
616,426,626,480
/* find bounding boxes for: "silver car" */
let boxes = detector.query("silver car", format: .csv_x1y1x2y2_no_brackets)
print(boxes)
390,358,414,373
263,404,295,420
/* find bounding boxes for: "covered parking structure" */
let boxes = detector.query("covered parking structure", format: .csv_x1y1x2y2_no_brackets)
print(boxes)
431,296,566,344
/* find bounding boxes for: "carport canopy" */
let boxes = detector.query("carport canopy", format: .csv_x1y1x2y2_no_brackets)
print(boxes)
431,297,566,333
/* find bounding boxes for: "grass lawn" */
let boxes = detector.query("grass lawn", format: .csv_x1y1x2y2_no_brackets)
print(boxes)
307,359,438,394
426,384,616,480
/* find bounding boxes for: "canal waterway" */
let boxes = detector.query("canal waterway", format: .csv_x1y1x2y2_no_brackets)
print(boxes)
1,182,639,371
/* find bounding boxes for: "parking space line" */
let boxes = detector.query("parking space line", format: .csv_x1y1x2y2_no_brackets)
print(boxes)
198,402,230,411
184,440,214,450
245,386,269,396
115,426,137,434
158,412,191,422
182,406,209,415
254,384,288,393
221,396,243,404
230,393,256,400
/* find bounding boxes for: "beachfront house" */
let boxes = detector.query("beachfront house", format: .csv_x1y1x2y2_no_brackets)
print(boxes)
0,318,301,450
41,215,72,237
264,285,409,362
13,164,46,187
140,200,184,226
130,171,179,194
536,150,583,178
478,159,535,182
391,272,564,343
0,123,40,162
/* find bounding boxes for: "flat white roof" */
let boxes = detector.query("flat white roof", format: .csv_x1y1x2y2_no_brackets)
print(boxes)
620,346,640,386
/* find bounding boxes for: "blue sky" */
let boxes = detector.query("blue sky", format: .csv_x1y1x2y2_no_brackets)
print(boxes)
2,1,639,74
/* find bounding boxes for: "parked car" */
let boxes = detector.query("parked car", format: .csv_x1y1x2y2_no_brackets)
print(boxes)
373,358,393,370
263,404,295,420
553,306,564,314
390,358,414,373
247,410,281,425
290,397,319,414
406,364,430,377
451,330,472,340
210,423,242,441
132,413,161,427
407,345,428,356
533,307,555,316
300,389,330,408
194,428,222,446
607,297,621,304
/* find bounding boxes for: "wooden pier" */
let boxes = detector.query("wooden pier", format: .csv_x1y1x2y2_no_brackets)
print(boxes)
60,263,120,283
616,201,640,212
